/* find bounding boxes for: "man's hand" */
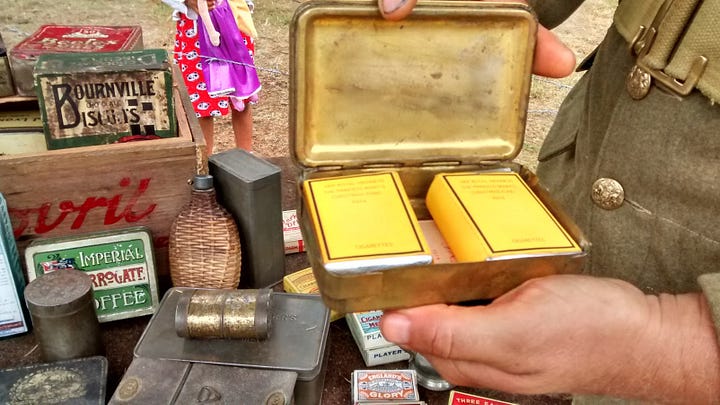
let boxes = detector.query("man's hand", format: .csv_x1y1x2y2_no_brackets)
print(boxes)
377,0,576,78
380,275,720,402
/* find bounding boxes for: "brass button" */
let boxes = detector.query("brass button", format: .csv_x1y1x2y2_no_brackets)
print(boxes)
592,178,624,210
626,65,652,100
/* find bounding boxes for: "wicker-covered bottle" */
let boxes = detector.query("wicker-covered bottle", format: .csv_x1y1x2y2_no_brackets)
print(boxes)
169,174,242,288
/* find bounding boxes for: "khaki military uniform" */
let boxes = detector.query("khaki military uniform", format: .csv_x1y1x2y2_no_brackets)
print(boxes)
532,0,720,403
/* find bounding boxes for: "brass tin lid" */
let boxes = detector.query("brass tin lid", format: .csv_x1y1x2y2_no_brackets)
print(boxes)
291,0,537,170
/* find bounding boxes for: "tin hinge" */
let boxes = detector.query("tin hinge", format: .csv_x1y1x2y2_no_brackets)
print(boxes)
626,1,707,99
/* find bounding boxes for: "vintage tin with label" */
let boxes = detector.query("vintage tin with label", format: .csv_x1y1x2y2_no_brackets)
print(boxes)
209,149,285,288
34,49,176,149
0,356,107,405
109,357,297,404
0,33,14,97
9,24,143,96
24,226,160,322
135,288,330,405
291,1,590,313
0,193,29,338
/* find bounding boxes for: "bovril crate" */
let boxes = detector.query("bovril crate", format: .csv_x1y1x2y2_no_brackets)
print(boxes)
291,1,590,313
0,67,205,278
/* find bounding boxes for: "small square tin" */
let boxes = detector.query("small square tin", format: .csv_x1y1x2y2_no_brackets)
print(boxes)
135,288,330,405
291,1,589,313
9,24,143,96
0,356,107,404
33,49,175,149
109,357,297,404
24,226,160,322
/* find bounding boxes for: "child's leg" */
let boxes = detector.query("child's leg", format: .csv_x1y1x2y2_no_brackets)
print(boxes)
231,106,252,151
199,116,215,155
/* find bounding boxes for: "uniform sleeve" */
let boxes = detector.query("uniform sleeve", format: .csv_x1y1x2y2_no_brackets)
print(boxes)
699,273,720,344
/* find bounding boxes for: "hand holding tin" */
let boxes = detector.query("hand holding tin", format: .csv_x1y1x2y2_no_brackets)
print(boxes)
380,274,720,403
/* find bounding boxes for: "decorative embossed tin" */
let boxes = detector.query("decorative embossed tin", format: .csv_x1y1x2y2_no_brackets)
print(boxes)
34,49,176,149
0,356,107,405
9,24,143,96
175,288,271,339
109,357,296,404
291,1,590,313
135,288,330,405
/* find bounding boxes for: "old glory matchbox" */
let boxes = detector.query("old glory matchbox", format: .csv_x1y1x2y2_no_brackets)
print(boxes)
34,48,176,149
24,226,159,322
302,171,432,274
426,171,581,262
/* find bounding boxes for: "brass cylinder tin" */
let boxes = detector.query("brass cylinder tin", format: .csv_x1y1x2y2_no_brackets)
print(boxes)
175,288,271,339
24,269,103,361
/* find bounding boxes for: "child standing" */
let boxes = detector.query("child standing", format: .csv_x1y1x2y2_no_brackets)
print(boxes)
164,0,260,153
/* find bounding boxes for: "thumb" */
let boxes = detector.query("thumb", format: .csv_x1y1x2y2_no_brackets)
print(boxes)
534,25,576,78
380,304,490,359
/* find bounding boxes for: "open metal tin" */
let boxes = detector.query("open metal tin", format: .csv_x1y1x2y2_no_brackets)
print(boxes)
290,1,590,313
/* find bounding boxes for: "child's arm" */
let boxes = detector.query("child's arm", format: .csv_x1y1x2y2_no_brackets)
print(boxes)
198,0,221,46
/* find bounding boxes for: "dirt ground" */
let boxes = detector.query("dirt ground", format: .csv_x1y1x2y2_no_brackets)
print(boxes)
1,0,614,167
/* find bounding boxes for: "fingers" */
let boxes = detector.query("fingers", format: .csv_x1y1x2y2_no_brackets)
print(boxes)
376,0,577,78
534,25,576,78
380,304,498,361
378,0,418,21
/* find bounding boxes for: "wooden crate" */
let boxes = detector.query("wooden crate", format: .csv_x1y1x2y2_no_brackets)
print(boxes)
0,70,207,277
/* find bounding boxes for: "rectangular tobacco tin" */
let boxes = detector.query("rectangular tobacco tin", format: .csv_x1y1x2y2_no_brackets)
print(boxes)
135,288,331,405
109,357,297,405
24,226,160,322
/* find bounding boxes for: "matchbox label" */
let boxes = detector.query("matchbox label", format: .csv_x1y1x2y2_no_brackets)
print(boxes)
353,370,418,402
449,390,517,405
25,228,159,322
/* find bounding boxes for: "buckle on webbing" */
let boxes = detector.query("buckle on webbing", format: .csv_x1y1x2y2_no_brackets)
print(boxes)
625,1,708,100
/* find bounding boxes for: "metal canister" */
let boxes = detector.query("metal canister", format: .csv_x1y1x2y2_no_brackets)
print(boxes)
175,288,271,339
24,269,104,361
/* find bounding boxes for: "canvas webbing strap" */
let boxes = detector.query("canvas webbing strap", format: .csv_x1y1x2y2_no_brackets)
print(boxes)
614,0,720,101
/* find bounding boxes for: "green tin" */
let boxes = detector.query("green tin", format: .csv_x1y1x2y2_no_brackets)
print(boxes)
24,226,160,322
33,49,176,149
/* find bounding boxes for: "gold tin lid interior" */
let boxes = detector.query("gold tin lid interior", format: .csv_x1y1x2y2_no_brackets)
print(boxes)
291,0,537,170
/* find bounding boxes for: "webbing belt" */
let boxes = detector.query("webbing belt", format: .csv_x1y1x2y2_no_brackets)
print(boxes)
614,0,720,101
